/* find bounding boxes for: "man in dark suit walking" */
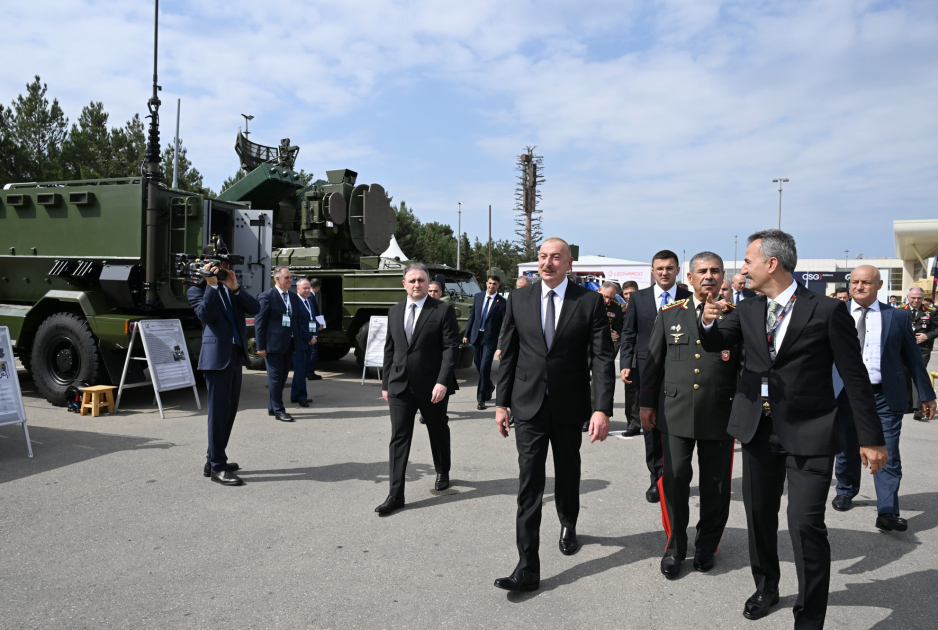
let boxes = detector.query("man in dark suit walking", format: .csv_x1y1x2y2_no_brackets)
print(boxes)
731,274,757,305
831,266,935,529
289,278,319,408
376,262,460,515
187,244,260,487
640,251,739,579
493,237,616,592
620,250,692,503
256,266,302,422
463,275,506,410
700,229,887,629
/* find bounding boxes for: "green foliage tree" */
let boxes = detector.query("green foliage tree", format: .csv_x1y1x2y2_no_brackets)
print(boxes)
108,113,145,177
220,169,247,194
0,104,24,184
61,104,146,180
8,76,68,182
394,201,426,262
161,139,215,197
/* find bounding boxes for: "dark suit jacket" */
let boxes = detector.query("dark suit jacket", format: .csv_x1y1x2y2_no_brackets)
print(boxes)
700,284,885,456
382,296,460,400
294,294,320,346
496,280,616,423
620,284,693,382
464,291,506,348
732,287,757,304
872,302,935,413
255,288,303,354
188,284,260,371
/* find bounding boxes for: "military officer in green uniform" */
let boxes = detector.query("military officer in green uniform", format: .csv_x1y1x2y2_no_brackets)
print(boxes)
640,251,739,579
903,287,938,420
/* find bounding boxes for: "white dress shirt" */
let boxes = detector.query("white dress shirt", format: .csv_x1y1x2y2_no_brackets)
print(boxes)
405,294,429,334
276,286,292,313
850,299,882,385
479,292,496,331
540,279,568,332
654,283,677,310
734,290,746,305
768,280,798,351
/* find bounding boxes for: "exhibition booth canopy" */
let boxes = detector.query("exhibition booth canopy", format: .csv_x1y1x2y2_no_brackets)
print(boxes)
518,255,652,287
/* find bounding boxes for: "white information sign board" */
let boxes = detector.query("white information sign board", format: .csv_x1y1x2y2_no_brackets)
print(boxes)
115,319,201,418
362,316,388,384
0,326,32,457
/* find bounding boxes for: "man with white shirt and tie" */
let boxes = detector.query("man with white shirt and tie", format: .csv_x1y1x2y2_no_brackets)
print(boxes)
463,275,507,410
830,266,936,530
289,278,319,408
731,274,757,305
256,266,303,422
700,231,888,628
620,250,692,503
377,263,461,515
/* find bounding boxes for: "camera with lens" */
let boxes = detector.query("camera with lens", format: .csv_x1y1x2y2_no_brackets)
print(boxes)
176,236,245,286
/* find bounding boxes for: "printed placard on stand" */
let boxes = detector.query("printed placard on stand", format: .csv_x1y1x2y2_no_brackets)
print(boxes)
0,326,32,457
362,316,388,385
115,319,201,418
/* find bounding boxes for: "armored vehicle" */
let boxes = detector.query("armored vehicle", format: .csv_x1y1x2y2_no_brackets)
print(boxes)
0,177,270,404
220,131,478,365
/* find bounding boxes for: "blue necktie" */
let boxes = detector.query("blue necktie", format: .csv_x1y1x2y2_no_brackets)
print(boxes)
659,291,670,309
220,288,242,347
480,297,491,331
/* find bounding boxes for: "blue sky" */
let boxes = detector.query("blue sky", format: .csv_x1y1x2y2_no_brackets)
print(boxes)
2,0,937,265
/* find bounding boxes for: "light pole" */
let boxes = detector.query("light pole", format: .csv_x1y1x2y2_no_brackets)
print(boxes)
241,113,254,138
456,202,462,270
773,178,789,229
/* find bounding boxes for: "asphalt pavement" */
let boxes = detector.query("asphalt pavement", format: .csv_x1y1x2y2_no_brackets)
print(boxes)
2,353,938,629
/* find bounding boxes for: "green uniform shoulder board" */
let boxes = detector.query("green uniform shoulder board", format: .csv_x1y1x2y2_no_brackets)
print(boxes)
662,298,689,311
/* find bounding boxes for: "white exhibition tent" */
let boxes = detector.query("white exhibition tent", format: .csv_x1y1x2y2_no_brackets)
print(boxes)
517,254,652,287
380,234,409,261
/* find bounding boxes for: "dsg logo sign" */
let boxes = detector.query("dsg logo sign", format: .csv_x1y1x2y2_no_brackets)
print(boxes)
800,273,821,281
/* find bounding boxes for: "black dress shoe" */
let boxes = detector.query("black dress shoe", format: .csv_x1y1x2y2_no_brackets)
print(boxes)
623,426,641,437
203,462,240,477
494,568,540,592
308,374,323,381
875,513,908,532
559,526,579,556
693,548,714,572
477,402,486,410
375,495,405,515
211,470,244,486
743,589,779,620
297,400,310,407
435,473,450,491
275,412,295,422
832,495,853,512
660,554,682,579
646,483,660,503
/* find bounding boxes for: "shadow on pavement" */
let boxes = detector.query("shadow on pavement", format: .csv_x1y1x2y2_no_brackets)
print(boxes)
0,425,175,484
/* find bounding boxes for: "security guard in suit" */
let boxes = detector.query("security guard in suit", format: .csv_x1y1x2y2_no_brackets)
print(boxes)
640,251,739,579
902,288,938,419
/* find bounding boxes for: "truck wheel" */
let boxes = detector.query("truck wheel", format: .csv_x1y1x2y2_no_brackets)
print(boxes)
354,323,369,367
31,313,103,406
246,337,266,370
316,343,351,362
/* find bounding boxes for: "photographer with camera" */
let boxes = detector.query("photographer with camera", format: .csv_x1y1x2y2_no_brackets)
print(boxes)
187,242,260,487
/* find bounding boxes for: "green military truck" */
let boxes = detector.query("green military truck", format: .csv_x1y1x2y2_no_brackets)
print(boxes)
0,177,271,405
220,132,478,366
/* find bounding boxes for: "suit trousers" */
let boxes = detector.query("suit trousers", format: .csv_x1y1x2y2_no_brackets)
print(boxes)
633,370,663,483
743,413,834,630
473,341,496,403
203,351,243,471
513,396,583,573
911,348,931,412
290,343,312,403
835,386,905,514
307,342,319,377
660,433,734,560
623,380,640,430
265,351,293,413
387,388,451,500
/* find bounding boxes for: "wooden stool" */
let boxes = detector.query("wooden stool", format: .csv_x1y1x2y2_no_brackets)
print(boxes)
79,385,117,417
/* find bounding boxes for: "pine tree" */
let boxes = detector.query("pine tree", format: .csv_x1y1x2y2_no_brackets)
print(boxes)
10,76,69,182
161,138,215,197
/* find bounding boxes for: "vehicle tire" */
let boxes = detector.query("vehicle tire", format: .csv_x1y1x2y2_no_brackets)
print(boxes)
246,336,266,370
354,322,369,367
31,313,103,406
316,342,351,362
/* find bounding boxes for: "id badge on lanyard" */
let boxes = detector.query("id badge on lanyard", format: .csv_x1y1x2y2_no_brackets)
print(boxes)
282,314,291,327
309,321,317,333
